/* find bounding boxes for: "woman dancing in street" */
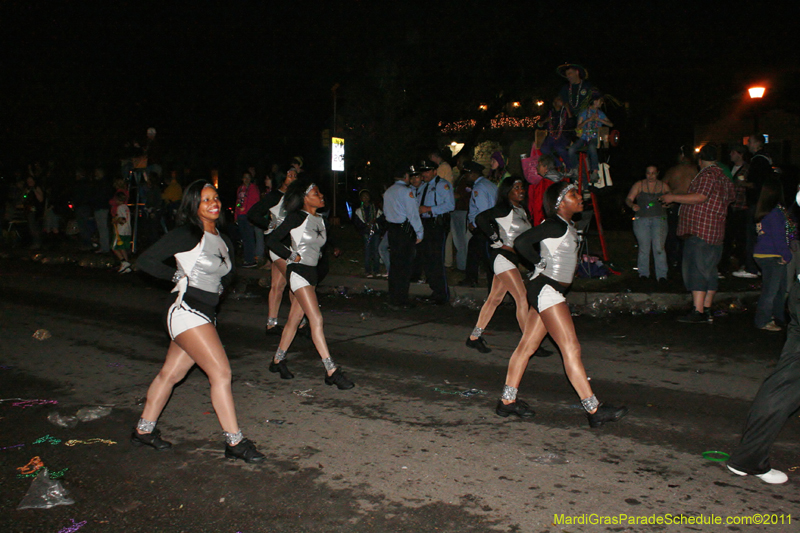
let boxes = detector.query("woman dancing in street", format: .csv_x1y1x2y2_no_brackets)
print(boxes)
247,167,299,336
134,180,264,463
496,181,628,427
466,177,531,353
267,176,354,389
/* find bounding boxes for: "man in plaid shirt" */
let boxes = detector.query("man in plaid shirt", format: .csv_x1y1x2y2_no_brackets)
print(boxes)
661,143,735,323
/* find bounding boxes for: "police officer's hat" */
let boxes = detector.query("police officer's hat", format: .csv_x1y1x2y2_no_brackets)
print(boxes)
463,161,485,174
408,164,420,176
417,159,436,171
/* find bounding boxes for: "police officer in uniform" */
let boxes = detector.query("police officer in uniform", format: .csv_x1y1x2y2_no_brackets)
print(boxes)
417,159,455,304
462,161,498,289
408,166,425,283
383,167,424,310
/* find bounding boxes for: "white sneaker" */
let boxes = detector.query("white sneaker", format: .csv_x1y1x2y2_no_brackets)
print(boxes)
117,261,130,273
732,269,759,279
760,321,782,332
727,464,788,484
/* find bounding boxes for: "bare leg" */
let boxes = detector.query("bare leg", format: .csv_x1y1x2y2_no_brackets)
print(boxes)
501,308,549,404
692,290,706,312
140,324,240,433
267,259,288,329
470,269,529,339
470,275,508,340
292,285,336,375
500,268,529,333
139,341,197,430
539,303,595,410
275,296,307,359
703,290,716,309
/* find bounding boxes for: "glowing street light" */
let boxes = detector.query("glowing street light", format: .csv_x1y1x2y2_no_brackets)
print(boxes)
748,86,766,99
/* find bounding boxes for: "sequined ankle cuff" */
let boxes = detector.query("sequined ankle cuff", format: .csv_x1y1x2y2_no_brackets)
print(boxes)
581,394,599,413
500,385,518,401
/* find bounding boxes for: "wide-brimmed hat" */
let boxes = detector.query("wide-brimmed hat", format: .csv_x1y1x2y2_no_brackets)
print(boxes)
556,63,589,80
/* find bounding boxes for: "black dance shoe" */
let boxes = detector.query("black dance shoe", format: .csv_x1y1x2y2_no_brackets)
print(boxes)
265,325,283,336
325,368,355,390
465,336,491,353
586,404,629,428
495,399,535,418
130,428,172,450
225,438,265,463
269,360,294,379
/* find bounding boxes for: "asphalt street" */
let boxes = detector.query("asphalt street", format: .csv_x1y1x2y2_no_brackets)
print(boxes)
1,258,798,533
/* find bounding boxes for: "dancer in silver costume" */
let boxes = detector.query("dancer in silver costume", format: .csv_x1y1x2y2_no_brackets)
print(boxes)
134,180,264,462
247,167,300,336
267,176,355,389
496,181,628,427
465,177,531,353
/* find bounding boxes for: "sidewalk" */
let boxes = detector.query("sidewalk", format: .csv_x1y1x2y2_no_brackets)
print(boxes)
236,268,759,314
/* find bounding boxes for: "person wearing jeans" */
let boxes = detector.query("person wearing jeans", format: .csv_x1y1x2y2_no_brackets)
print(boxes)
752,178,794,331
626,165,670,281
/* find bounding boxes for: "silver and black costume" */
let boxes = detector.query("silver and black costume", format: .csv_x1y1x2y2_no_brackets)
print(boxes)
514,215,579,311
267,210,328,291
476,203,532,273
137,225,235,338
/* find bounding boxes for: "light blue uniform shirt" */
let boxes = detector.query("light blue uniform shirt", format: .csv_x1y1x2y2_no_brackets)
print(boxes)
468,176,498,225
418,176,455,218
383,180,424,240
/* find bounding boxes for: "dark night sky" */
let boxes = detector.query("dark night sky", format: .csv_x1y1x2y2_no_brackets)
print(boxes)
3,1,797,175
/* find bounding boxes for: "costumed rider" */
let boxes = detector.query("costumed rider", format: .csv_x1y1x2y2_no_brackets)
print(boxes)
417,159,455,304
497,181,629,427
383,166,424,310
266,176,354,389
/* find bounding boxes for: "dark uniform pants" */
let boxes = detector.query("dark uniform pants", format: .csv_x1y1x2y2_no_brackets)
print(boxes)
728,281,800,475
387,223,416,305
465,229,492,288
421,218,449,302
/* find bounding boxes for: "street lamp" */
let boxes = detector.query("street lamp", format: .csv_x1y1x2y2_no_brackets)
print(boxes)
748,86,766,131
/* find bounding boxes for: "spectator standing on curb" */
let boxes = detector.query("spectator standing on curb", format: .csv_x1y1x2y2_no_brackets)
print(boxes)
752,178,795,331
661,144,735,323
724,145,750,273
626,165,670,283
235,171,260,268
353,189,383,278
734,133,774,279
110,191,132,273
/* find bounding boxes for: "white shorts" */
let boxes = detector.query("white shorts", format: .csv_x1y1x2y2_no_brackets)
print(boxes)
493,255,516,275
269,250,280,262
536,284,566,313
289,271,311,292
167,301,213,340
